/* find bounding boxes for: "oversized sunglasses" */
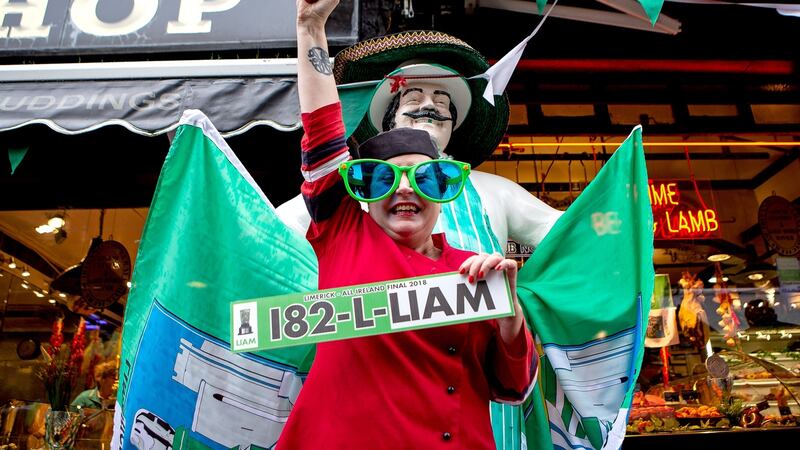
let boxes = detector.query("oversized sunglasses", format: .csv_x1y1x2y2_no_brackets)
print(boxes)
338,158,471,203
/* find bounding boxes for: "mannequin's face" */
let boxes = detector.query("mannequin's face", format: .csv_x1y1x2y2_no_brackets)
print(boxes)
394,82,454,151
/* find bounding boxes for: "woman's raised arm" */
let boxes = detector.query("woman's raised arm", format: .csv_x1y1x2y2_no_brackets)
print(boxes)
296,0,340,113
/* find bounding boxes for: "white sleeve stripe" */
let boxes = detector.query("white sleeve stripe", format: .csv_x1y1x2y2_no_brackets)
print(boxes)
301,152,351,182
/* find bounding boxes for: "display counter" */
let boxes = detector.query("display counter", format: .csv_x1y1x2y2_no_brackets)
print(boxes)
0,401,113,450
623,426,800,449
626,321,800,445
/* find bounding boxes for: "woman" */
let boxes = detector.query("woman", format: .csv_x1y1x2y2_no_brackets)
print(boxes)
277,1,537,448
71,361,118,410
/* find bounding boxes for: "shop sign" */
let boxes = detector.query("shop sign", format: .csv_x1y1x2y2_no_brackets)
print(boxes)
776,257,800,295
506,240,533,259
231,271,514,351
649,179,720,240
776,257,800,283
0,0,357,54
758,195,800,256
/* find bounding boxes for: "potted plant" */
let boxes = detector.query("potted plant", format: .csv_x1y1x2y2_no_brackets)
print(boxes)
36,317,87,449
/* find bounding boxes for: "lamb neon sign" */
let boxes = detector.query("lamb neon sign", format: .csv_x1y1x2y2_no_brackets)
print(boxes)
649,180,720,239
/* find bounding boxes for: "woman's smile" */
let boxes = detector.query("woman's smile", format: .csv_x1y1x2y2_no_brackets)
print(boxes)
390,201,421,216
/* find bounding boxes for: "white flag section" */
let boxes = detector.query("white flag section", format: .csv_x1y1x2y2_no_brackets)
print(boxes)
112,109,318,450
472,0,559,105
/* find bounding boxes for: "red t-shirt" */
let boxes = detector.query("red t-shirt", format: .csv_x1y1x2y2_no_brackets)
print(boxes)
278,103,535,449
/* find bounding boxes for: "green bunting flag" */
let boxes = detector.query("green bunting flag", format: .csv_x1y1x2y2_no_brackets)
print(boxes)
113,110,318,450
536,0,664,25
7,147,28,175
517,126,654,449
638,0,666,25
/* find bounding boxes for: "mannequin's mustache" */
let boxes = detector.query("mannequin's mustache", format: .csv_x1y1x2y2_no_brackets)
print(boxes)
402,110,453,122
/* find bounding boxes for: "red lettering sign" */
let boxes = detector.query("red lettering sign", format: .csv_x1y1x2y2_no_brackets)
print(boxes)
649,180,720,239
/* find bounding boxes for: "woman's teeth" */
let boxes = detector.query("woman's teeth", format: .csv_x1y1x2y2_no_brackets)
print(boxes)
393,204,419,213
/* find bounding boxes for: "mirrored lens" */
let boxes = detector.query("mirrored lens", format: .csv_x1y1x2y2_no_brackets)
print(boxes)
414,161,464,200
346,161,396,200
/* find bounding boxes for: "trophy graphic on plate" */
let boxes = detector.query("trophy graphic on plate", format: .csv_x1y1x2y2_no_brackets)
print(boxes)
238,309,253,335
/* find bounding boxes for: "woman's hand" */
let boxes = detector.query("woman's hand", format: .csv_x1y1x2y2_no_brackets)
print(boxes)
297,0,339,29
458,253,524,345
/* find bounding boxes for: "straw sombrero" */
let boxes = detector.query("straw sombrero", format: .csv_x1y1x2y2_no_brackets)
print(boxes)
333,30,509,167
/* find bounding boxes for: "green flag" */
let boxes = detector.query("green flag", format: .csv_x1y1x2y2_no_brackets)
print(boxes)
535,1,664,25
518,126,654,449
339,81,380,139
8,147,28,175
114,110,318,450
638,0,665,25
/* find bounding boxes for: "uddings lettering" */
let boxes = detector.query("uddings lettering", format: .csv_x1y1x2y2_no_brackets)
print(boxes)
0,92,182,111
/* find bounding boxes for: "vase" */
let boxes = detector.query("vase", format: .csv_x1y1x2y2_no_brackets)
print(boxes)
44,409,82,450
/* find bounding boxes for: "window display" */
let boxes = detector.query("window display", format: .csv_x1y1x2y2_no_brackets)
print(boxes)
627,275,800,441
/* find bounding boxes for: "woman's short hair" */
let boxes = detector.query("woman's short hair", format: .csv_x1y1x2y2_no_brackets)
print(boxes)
94,361,118,381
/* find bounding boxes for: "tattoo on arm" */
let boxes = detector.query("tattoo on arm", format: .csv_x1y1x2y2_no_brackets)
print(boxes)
308,47,332,75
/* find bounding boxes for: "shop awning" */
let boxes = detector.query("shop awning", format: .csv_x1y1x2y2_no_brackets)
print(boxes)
0,59,301,137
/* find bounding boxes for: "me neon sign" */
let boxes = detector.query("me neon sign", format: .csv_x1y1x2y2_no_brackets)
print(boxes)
649,180,720,239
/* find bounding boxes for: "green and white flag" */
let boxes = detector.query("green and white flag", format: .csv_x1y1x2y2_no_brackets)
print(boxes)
112,110,318,450
518,126,654,450
111,107,653,450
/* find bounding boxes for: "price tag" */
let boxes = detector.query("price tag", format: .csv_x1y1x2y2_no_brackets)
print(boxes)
231,271,514,352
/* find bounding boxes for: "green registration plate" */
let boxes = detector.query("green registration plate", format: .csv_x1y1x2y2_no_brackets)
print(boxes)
231,271,514,351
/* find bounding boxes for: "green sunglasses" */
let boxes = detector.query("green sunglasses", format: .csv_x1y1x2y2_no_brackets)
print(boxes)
338,158,471,203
